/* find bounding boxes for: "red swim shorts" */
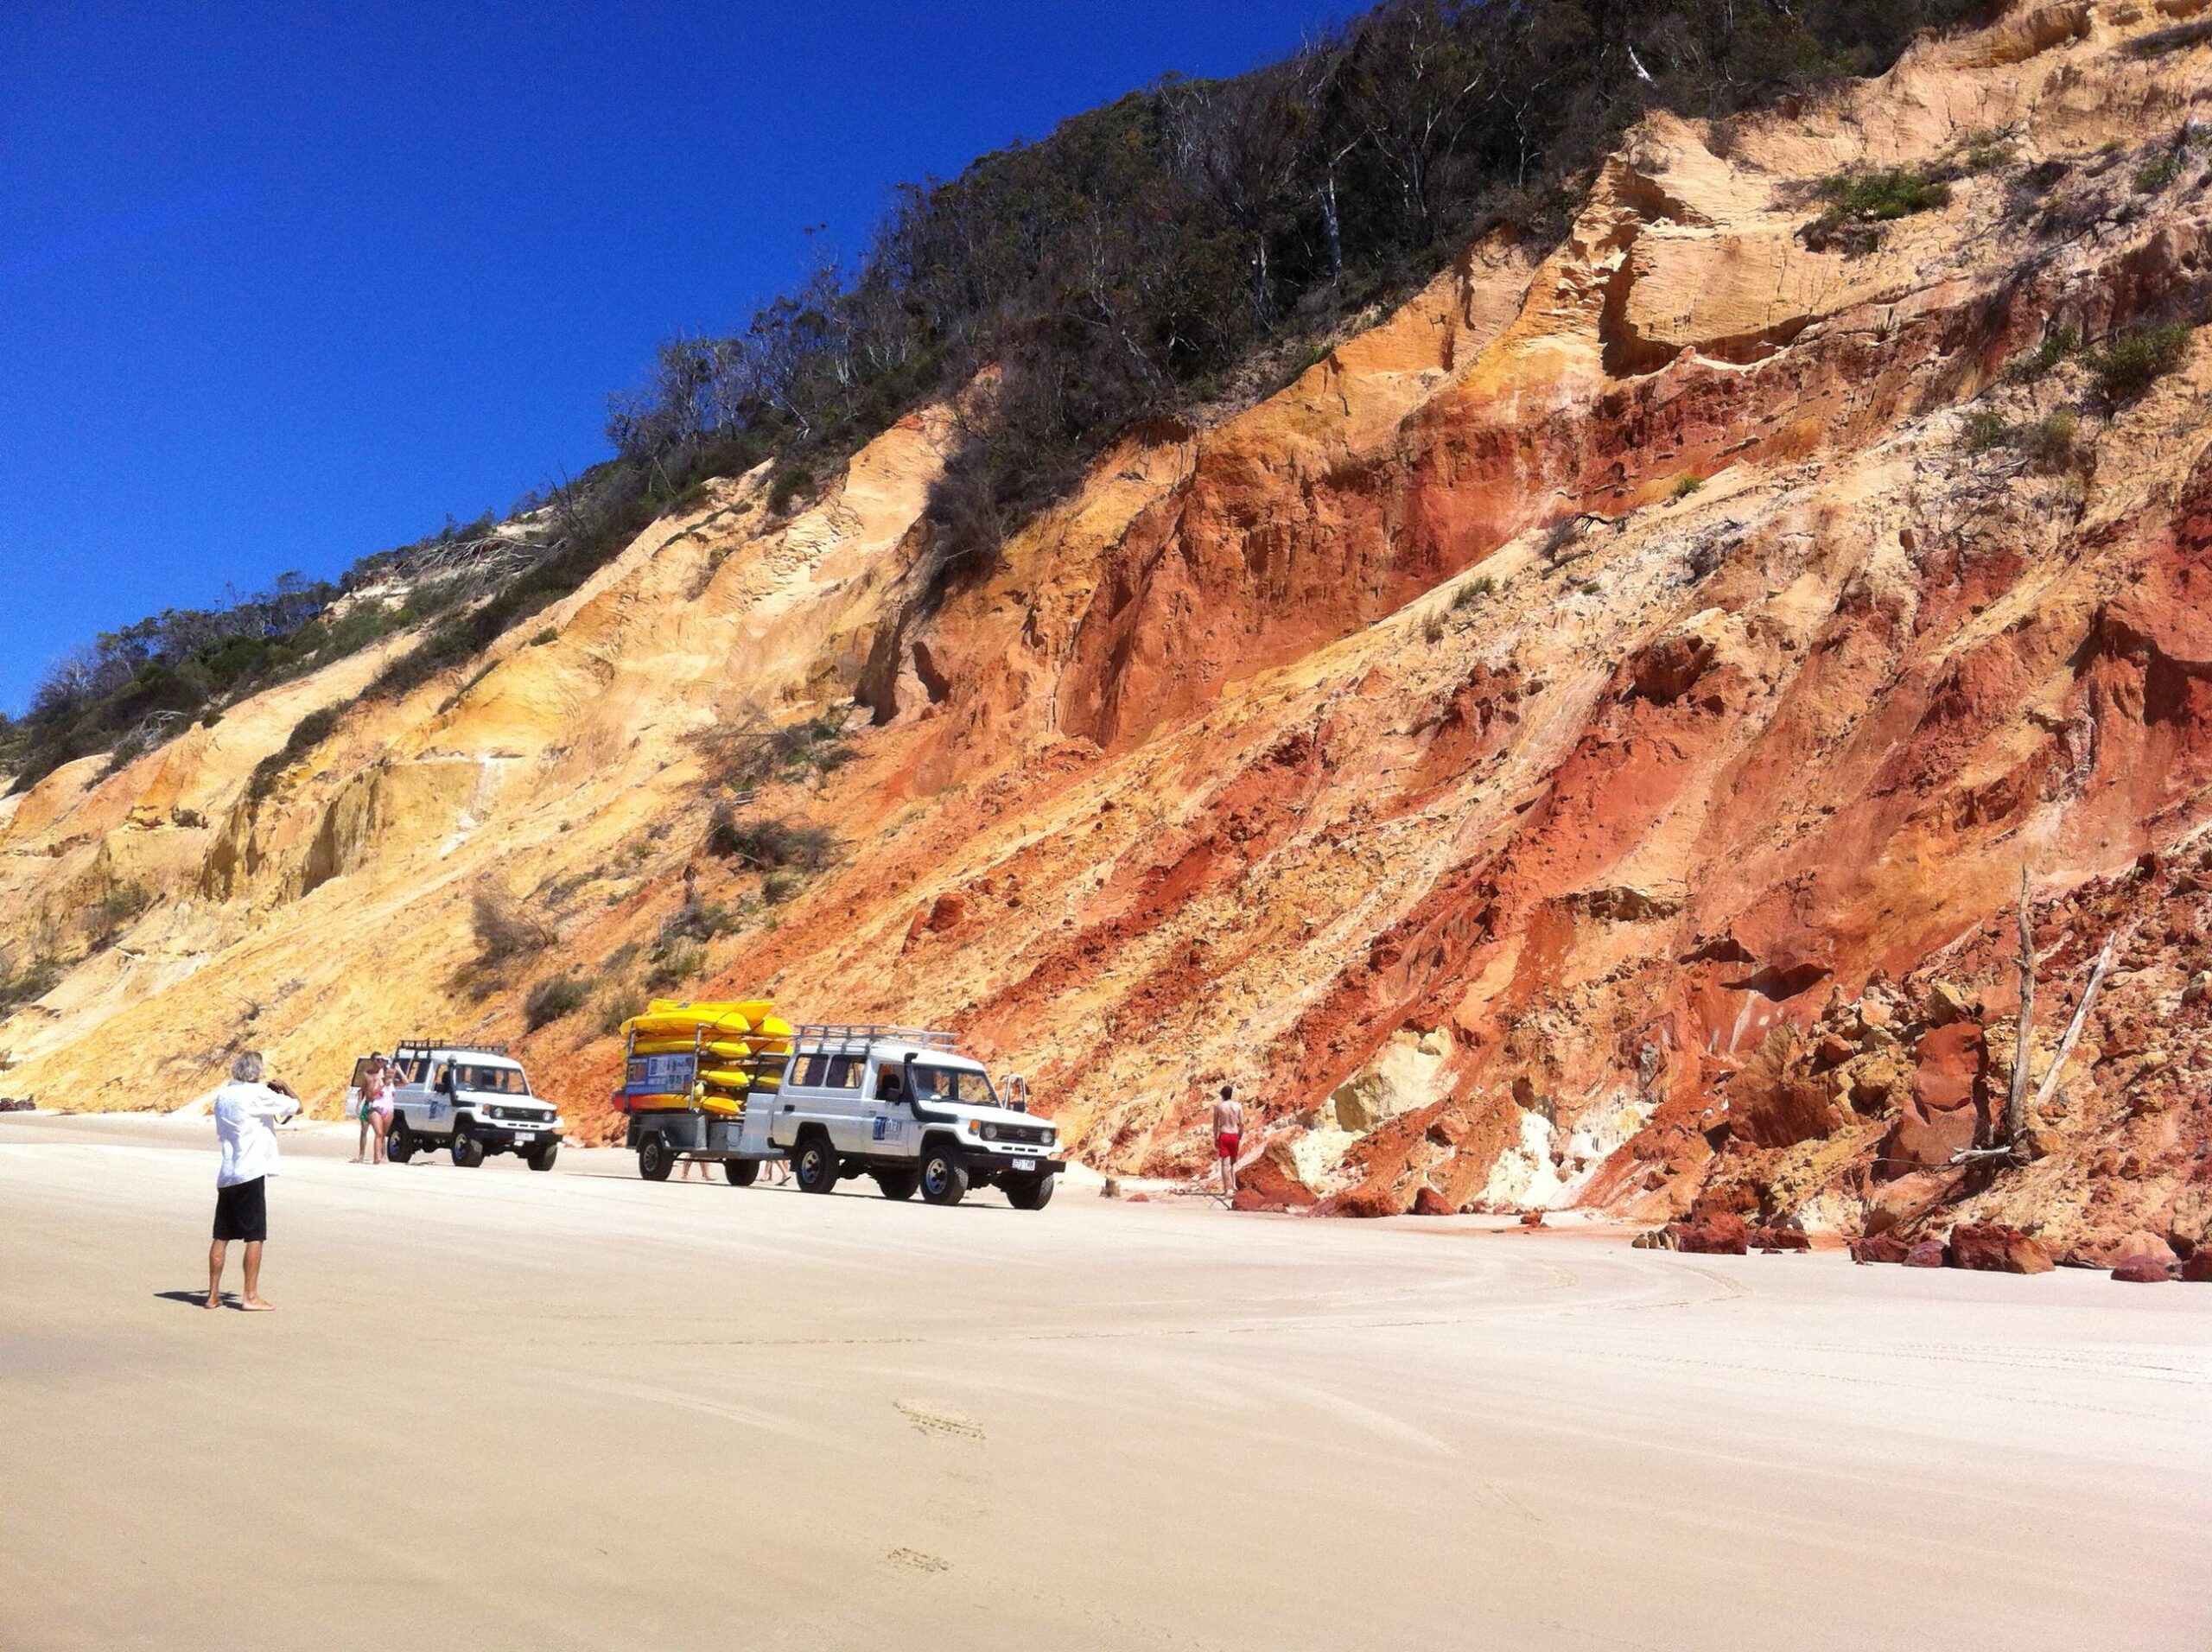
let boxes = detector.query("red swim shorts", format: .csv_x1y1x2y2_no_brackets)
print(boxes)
1216,1132,1242,1160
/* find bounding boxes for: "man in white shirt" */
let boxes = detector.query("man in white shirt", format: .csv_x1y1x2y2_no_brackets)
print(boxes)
207,1051,301,1311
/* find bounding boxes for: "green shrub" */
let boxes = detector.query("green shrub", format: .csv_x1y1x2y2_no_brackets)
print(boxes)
523,973,592,1030
1960,410,2011,452
470,891,554,973
0,953,64,1014
1454,575,1499,609
695,712,851,791
2129,19,2212,57
2005,323,2082,384
2087,323,2192,402
645,945,707,989
761,870,807,905
705,810,838,872
246,704,344,803
2019,409,2081,471
2133,154,2182,194
1670,473,1704,499
1948,131,2015,175
596,988,647,1038
1820,171,1951,219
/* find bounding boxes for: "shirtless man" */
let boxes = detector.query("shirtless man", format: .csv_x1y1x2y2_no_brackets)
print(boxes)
1211,1083,1245,1199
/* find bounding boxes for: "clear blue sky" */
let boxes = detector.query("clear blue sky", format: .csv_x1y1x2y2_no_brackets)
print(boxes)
0,0,1327,713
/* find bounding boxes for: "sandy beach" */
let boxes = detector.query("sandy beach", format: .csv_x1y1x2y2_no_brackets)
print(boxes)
2,1109,2207,1650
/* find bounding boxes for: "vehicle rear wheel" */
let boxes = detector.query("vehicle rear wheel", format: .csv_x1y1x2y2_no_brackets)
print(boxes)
1005,1174,1054,1210
724,1158,760,1187
527,1139,558,1172
638,1134,674,1181
874,1168,918,1201
794,1136,840,1194
451,1127,486,1169
919,1147,968,1207
386,1122,415,1164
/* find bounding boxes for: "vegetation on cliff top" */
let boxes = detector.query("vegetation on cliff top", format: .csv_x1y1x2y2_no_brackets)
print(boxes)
10,0,1992,796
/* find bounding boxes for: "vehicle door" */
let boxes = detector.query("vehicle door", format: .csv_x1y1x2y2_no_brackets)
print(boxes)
397,1055,443,1136
799,1050,864,1153
859,1055,914,1156
344,1056,373,1121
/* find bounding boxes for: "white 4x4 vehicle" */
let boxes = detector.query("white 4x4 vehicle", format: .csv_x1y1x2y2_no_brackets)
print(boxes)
769,1026,1064,1208
379,1041,563,1171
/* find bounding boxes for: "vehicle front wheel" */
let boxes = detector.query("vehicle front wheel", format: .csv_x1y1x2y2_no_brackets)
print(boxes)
874,1168,918,1201
386,1123,415,1164
638,1134,673,1181
725,1158,760,1187
919,1148,968,1207
1005,1174,1054,1211
793,1137,840,1195
527,1140,558,1172
451,1128,486,1169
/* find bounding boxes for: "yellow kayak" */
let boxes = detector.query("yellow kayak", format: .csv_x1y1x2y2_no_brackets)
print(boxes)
697,1068,753,1090
629,1009,752,1039
628,1037,752,1060
649,997,772,1021
696,1090,746,1118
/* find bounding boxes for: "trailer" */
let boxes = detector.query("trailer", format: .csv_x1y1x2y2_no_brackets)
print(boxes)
614,1030,785,1183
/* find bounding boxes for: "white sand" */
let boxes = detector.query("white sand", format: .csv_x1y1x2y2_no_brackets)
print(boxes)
3,1109,2207,1650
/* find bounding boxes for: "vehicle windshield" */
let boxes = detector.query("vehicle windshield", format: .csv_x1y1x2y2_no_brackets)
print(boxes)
453,1064,530,1096
907,1064,996,1106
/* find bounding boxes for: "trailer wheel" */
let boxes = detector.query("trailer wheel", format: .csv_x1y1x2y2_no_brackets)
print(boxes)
874,1168,918,1201
638,1134,674,1182
919,1147,968,1207
527,1139,559,1172
387,1122,415,1164
1005,1174,1054,1210
451,1126,486,1169
724,1158,760,1187
793,1135,840,1194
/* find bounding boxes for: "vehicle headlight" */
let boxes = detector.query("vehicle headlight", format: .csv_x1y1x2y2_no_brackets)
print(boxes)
982,1122,1000,1141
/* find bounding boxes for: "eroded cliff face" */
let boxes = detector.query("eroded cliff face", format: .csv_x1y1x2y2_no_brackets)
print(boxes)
8,2,2212,1259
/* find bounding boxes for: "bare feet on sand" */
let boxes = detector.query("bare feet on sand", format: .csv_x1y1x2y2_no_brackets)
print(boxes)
203,1292,223,1310
240,1297,276,1311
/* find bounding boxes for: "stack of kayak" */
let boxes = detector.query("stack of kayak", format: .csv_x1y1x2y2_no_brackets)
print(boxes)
621,999,794,1116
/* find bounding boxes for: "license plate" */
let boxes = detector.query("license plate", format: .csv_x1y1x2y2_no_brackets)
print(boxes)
1008,1158,1037,1172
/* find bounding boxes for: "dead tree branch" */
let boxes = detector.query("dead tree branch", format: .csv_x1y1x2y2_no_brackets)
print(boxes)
2003,867,2036,1148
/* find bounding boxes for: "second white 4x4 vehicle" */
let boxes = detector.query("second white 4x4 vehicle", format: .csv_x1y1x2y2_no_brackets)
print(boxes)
769,1026,1064,1207
378,1040,563,1171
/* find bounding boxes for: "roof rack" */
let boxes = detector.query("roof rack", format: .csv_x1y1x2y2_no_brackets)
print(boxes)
392,1039,512,1057
786,1023,957,1052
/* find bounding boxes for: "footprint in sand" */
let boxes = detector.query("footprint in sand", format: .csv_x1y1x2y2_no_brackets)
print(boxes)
886,1547,951,1574
895,1399,985,1441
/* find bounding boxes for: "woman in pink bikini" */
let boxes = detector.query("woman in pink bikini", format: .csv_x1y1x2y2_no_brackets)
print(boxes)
354,1053,396,1165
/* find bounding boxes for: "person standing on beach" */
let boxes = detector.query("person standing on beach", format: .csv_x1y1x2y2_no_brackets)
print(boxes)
1212,1083,1245,1200
353,1054,394,1165
207,1052,301,1311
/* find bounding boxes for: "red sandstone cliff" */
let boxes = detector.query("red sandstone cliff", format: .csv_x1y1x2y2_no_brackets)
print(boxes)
5,2,2212,1262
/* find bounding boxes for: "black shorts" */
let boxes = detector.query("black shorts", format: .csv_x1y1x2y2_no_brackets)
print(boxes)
213,1177,268,1242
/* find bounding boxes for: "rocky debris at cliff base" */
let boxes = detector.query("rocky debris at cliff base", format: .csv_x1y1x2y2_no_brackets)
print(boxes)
1749,1225,1811,1252
1945,1224,2054,1275
1901,1242,1947,1268
2111,1257,2177,1283
1851,1234,1914,1264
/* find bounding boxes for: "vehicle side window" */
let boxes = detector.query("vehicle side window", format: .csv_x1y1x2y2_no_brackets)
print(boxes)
875,1064,904,1101
828,1055,861,1088
798,1053,830,1087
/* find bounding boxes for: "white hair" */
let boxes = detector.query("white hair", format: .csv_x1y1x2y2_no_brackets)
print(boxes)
231,1051,266,1083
